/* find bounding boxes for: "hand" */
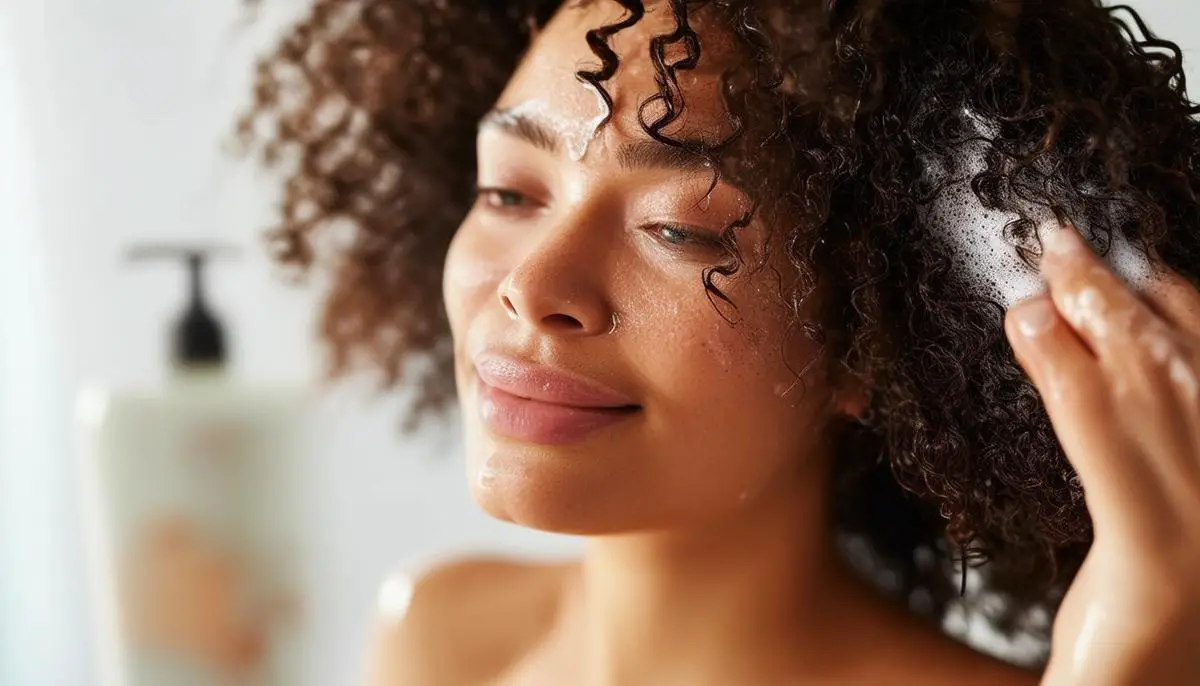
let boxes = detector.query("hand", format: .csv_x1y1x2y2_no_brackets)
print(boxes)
1004,225,1200,686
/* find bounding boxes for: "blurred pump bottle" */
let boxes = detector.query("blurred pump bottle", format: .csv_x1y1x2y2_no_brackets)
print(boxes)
77,245,312,686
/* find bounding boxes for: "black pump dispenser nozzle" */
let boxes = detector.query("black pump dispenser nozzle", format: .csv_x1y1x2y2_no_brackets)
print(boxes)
127,244,238,370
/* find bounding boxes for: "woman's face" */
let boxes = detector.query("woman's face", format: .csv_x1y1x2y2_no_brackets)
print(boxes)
444,3,847,534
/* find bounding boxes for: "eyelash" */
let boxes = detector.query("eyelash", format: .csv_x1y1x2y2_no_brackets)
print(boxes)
473,185,723,253
651,222,720,250
474,186,537,212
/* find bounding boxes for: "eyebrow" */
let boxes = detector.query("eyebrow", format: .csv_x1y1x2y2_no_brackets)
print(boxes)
479,108,714,173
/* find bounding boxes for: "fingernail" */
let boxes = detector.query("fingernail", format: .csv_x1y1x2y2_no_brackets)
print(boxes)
1014,297,1058,337
1042,224,1086,257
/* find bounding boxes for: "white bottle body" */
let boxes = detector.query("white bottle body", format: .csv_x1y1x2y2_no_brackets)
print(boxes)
77,374,311,686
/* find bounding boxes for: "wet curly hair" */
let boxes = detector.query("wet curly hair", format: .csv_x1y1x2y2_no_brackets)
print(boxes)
238,0,1200,662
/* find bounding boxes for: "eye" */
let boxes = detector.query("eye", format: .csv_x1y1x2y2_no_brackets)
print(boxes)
475,186,532,210
655,223,692,246
648,222,723,252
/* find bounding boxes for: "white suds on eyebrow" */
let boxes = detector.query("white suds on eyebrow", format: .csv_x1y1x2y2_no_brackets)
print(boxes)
501,96,606,163
571,83,609,162
918,107,1157,309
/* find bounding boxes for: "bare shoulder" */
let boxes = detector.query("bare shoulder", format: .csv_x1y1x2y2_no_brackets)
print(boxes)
833,591,1042,686
890,620,1043,686
365,554,571,686
920,639,1042,686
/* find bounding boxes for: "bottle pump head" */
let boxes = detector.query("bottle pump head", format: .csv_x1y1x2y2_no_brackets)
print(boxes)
127,244,238,370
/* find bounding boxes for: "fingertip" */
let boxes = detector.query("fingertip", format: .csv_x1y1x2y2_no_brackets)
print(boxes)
1005,296,1052,380
1040,222,1088,260
1038,223,1106,282
1005,293,1098,386
1007,294,1059,341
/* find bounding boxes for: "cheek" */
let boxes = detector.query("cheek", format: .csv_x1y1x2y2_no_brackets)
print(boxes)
632,272,833,473
630,303,829,510
635,288,803,414
443,225,509,335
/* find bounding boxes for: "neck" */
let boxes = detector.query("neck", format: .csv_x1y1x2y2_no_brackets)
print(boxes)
556,467,876,686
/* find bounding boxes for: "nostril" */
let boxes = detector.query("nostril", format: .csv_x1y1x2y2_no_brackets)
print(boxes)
542,313,583,330
500,294,519,320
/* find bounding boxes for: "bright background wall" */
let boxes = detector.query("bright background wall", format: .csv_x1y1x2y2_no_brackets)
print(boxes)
0,2,578,684
0,1,1195,684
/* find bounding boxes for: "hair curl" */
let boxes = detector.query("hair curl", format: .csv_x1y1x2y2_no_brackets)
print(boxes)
239,0,1200,662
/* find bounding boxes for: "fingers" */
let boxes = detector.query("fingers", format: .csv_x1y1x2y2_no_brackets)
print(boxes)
1006,294,1096,402
1039,225,1156,358
1038,226,1200,404
1142,269,1200,339
1005,294,1166,523
1137,270,1200,472
1039,225,1200,413
1020,224,1200,526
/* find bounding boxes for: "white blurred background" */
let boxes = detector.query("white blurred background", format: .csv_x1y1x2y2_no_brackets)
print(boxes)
0,2,579,684
0,0,1195,684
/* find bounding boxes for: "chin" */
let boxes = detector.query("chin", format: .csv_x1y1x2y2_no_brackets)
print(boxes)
463,434,676,535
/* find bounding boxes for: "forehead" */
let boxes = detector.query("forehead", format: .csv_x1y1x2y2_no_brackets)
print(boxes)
494,2,739,143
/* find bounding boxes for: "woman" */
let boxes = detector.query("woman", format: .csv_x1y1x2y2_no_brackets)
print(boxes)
241,1,1200,683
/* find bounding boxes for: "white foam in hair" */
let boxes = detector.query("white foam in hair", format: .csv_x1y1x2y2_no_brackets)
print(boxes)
918,108,1157,309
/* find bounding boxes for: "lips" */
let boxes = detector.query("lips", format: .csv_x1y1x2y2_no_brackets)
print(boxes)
473,352,639,409
472,351,640,445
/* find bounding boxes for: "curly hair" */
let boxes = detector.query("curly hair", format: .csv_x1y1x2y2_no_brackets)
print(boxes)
238,0,1200,662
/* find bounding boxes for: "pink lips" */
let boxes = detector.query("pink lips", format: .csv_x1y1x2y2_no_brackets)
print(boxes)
473,352,640,445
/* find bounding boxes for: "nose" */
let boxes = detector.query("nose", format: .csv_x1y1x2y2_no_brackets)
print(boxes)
498,221,615,337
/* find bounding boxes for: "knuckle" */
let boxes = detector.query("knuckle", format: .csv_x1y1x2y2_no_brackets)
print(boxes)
1133,322,1182,367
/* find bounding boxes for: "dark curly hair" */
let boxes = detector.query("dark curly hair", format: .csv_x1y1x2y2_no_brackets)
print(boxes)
238,0,1200,663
